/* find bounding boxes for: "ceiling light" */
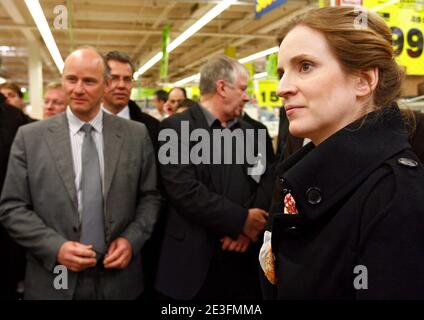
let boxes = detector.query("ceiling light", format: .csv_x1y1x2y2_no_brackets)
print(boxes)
173,73,200,87
24,0,64,73
167,0,237,53
135,0,237,78
238,47,279,64
253,72,268,80
370,0,400,12
136,52,163,77
0,77,6,84
172,47,279,86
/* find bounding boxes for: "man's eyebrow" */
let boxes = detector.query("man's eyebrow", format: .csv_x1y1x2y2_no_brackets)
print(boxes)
82,76,98,82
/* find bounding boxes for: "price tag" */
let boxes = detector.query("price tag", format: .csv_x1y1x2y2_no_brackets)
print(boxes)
255,79,282,107
364,0,424,75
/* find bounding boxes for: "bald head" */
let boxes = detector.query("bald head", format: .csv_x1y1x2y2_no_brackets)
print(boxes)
64,47,109,82
62,47,109,121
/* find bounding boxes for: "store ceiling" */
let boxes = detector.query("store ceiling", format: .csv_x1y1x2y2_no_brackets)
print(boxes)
0,0,318,89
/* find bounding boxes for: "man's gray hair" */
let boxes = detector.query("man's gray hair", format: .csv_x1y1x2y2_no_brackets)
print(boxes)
199,54,249,95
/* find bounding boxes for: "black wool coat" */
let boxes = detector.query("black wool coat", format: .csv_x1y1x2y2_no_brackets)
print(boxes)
263,104,424,299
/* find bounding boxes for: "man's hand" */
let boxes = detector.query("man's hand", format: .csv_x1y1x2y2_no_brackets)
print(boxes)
103,237,133,269
57,241,97,272
221,234,250,252
243,208,268,241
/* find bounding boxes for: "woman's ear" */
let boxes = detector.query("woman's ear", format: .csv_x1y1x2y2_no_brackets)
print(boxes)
355,67,379,98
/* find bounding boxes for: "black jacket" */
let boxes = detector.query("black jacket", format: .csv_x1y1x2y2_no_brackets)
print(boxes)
264,104,424,299
0,94,28,193
155,103,268,299
0,93,28,299
282,110,424,163
128,100,160,153
409,111,424,162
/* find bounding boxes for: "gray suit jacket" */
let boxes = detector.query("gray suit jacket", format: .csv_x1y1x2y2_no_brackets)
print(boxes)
0,112,161,299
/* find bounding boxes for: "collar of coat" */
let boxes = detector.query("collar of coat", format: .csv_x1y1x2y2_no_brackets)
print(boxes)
275,103,411,223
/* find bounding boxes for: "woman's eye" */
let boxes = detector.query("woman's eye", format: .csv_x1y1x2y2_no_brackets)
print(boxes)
300,62,312,72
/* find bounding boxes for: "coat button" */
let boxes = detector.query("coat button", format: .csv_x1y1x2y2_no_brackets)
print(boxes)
306,187,322,204
397,157,418,168
73,226,79,233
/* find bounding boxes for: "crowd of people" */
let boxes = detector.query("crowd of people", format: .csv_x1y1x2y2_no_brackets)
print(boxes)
0,6,424,300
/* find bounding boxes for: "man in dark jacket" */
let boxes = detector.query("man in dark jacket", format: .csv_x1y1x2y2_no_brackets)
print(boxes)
155,55,269,300
102,51,162,299
0,92,28,299
102,51,159,153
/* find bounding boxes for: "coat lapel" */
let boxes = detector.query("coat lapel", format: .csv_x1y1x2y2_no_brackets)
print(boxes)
45,113,78,212
102,113,124,199
190,104,221,192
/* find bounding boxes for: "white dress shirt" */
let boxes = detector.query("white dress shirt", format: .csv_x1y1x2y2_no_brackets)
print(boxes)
66,107,105,219
101,104,130,120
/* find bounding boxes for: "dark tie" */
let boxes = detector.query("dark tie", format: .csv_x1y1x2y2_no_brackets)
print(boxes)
80,123,106,255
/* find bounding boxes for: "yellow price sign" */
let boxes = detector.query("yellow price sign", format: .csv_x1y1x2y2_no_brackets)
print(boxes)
188,86,200,100
255,80,282,107
364,0,424,75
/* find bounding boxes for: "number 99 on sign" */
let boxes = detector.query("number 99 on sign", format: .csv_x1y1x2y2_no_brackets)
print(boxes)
391,27,423,58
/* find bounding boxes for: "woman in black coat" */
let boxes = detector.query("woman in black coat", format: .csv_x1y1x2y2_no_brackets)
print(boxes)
259,6,424,299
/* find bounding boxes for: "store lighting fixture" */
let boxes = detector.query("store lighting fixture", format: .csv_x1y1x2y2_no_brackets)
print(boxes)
172,46,280,86
24,0,64,73
253,72,268,80
238,47,279,64
173,73,200,87
134,0,237,78
370,0,400,12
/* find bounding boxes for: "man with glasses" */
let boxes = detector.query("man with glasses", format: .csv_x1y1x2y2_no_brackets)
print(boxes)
103,51,159,153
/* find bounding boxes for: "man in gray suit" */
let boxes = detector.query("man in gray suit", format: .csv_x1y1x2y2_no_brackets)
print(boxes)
0,47,161,299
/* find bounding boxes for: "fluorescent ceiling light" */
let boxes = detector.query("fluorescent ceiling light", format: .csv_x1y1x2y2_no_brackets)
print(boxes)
24,0,64,73
173,73,200,87
135,0,237,78
167,0,237,53
253,72,268,80
0,46,27,57
172,46,279,86
238,47,279,64
370,0,399,12
135,52,163,78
